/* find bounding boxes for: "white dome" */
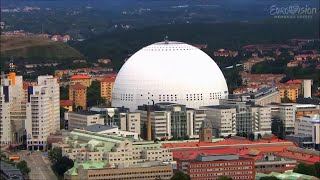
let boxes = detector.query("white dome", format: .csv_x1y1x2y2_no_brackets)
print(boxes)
112,41,228,110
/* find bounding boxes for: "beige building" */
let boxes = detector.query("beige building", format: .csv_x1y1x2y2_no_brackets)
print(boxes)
65,112,104,130
202,105,237,137
64,161,173,180
52,129,173,166
69,83,87,110
100,77,115,102
70,75,92,87
120,112,141,135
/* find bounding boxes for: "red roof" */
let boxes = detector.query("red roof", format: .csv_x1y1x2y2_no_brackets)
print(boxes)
101,77,115,82
70,82,86,90
275,151,320,164
60,100,73,106
286,79,302,84
70,75,91,80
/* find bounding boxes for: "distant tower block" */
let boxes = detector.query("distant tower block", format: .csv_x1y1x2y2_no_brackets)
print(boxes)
303,79,312,98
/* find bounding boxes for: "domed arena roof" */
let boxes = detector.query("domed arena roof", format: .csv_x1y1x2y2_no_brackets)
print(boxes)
112,41,228,110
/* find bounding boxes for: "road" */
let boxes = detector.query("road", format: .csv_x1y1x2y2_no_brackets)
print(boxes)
18,151,58,180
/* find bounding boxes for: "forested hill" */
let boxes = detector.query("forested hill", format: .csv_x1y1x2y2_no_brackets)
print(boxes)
72,19,319,70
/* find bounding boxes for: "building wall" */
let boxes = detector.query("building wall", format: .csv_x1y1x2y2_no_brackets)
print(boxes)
0,75,25,145
25,86,52,150
295,115,320,145
69,87,87,109
66,165,173,180
38,76,60,133
279,105,296,134
120,112,141,135
101,80,114,102
203,107,236,137
70,78,91,87
279,87,298,102
66,112,104,130
186,158,255,180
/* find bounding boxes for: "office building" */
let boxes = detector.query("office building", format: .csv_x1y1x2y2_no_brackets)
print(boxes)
202,105,236,137
69,83,87,110
65,111,104,130
52,129,173,165
100,77,115,102
37,75,60,132
120,112,141,135
185,154,255,180
25,76,60,150
240,86,281,106
64,161,173,180
112,41,228,111
137,103,207,140
294,114,320,149
0,65,25,146
205,100,272,137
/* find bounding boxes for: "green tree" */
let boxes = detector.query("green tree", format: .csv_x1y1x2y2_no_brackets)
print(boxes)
294,163,316,177
171,171,191,180
16,160,31,175
314,162,320,178
48,147,62,163
52,156,74,177
218,176,233,180
87,80,105,107
60,85,69,100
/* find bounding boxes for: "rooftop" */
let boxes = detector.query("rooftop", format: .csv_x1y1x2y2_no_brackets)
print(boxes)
70,82,86,90
70,74,91,80
256,170,318,180
60,100,73,106
84,124,117,132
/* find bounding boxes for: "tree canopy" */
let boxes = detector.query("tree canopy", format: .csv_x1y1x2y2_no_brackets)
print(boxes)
16,160,31,175
294,162,320,178
171,171,191,180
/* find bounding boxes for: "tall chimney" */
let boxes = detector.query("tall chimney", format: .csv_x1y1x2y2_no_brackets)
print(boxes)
147,107,152,141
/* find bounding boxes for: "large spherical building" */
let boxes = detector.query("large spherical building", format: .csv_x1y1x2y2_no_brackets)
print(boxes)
112,41,228,111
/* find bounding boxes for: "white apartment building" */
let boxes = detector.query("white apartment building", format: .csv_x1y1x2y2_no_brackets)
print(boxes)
201,105,236,137
25,86,51,150
120,112,141,135
65,111,104,130
295,114,320,148
0,72,25,146
38,75,60,132
279,104,296,134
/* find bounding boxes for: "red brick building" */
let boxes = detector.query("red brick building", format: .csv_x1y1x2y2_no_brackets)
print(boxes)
185,154,255,180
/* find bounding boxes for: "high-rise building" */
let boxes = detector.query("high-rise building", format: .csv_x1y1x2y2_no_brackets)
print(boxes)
38,75,60,132
0,65,25,146
69,82,87,110
25,76,60,150
100,77,115,102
